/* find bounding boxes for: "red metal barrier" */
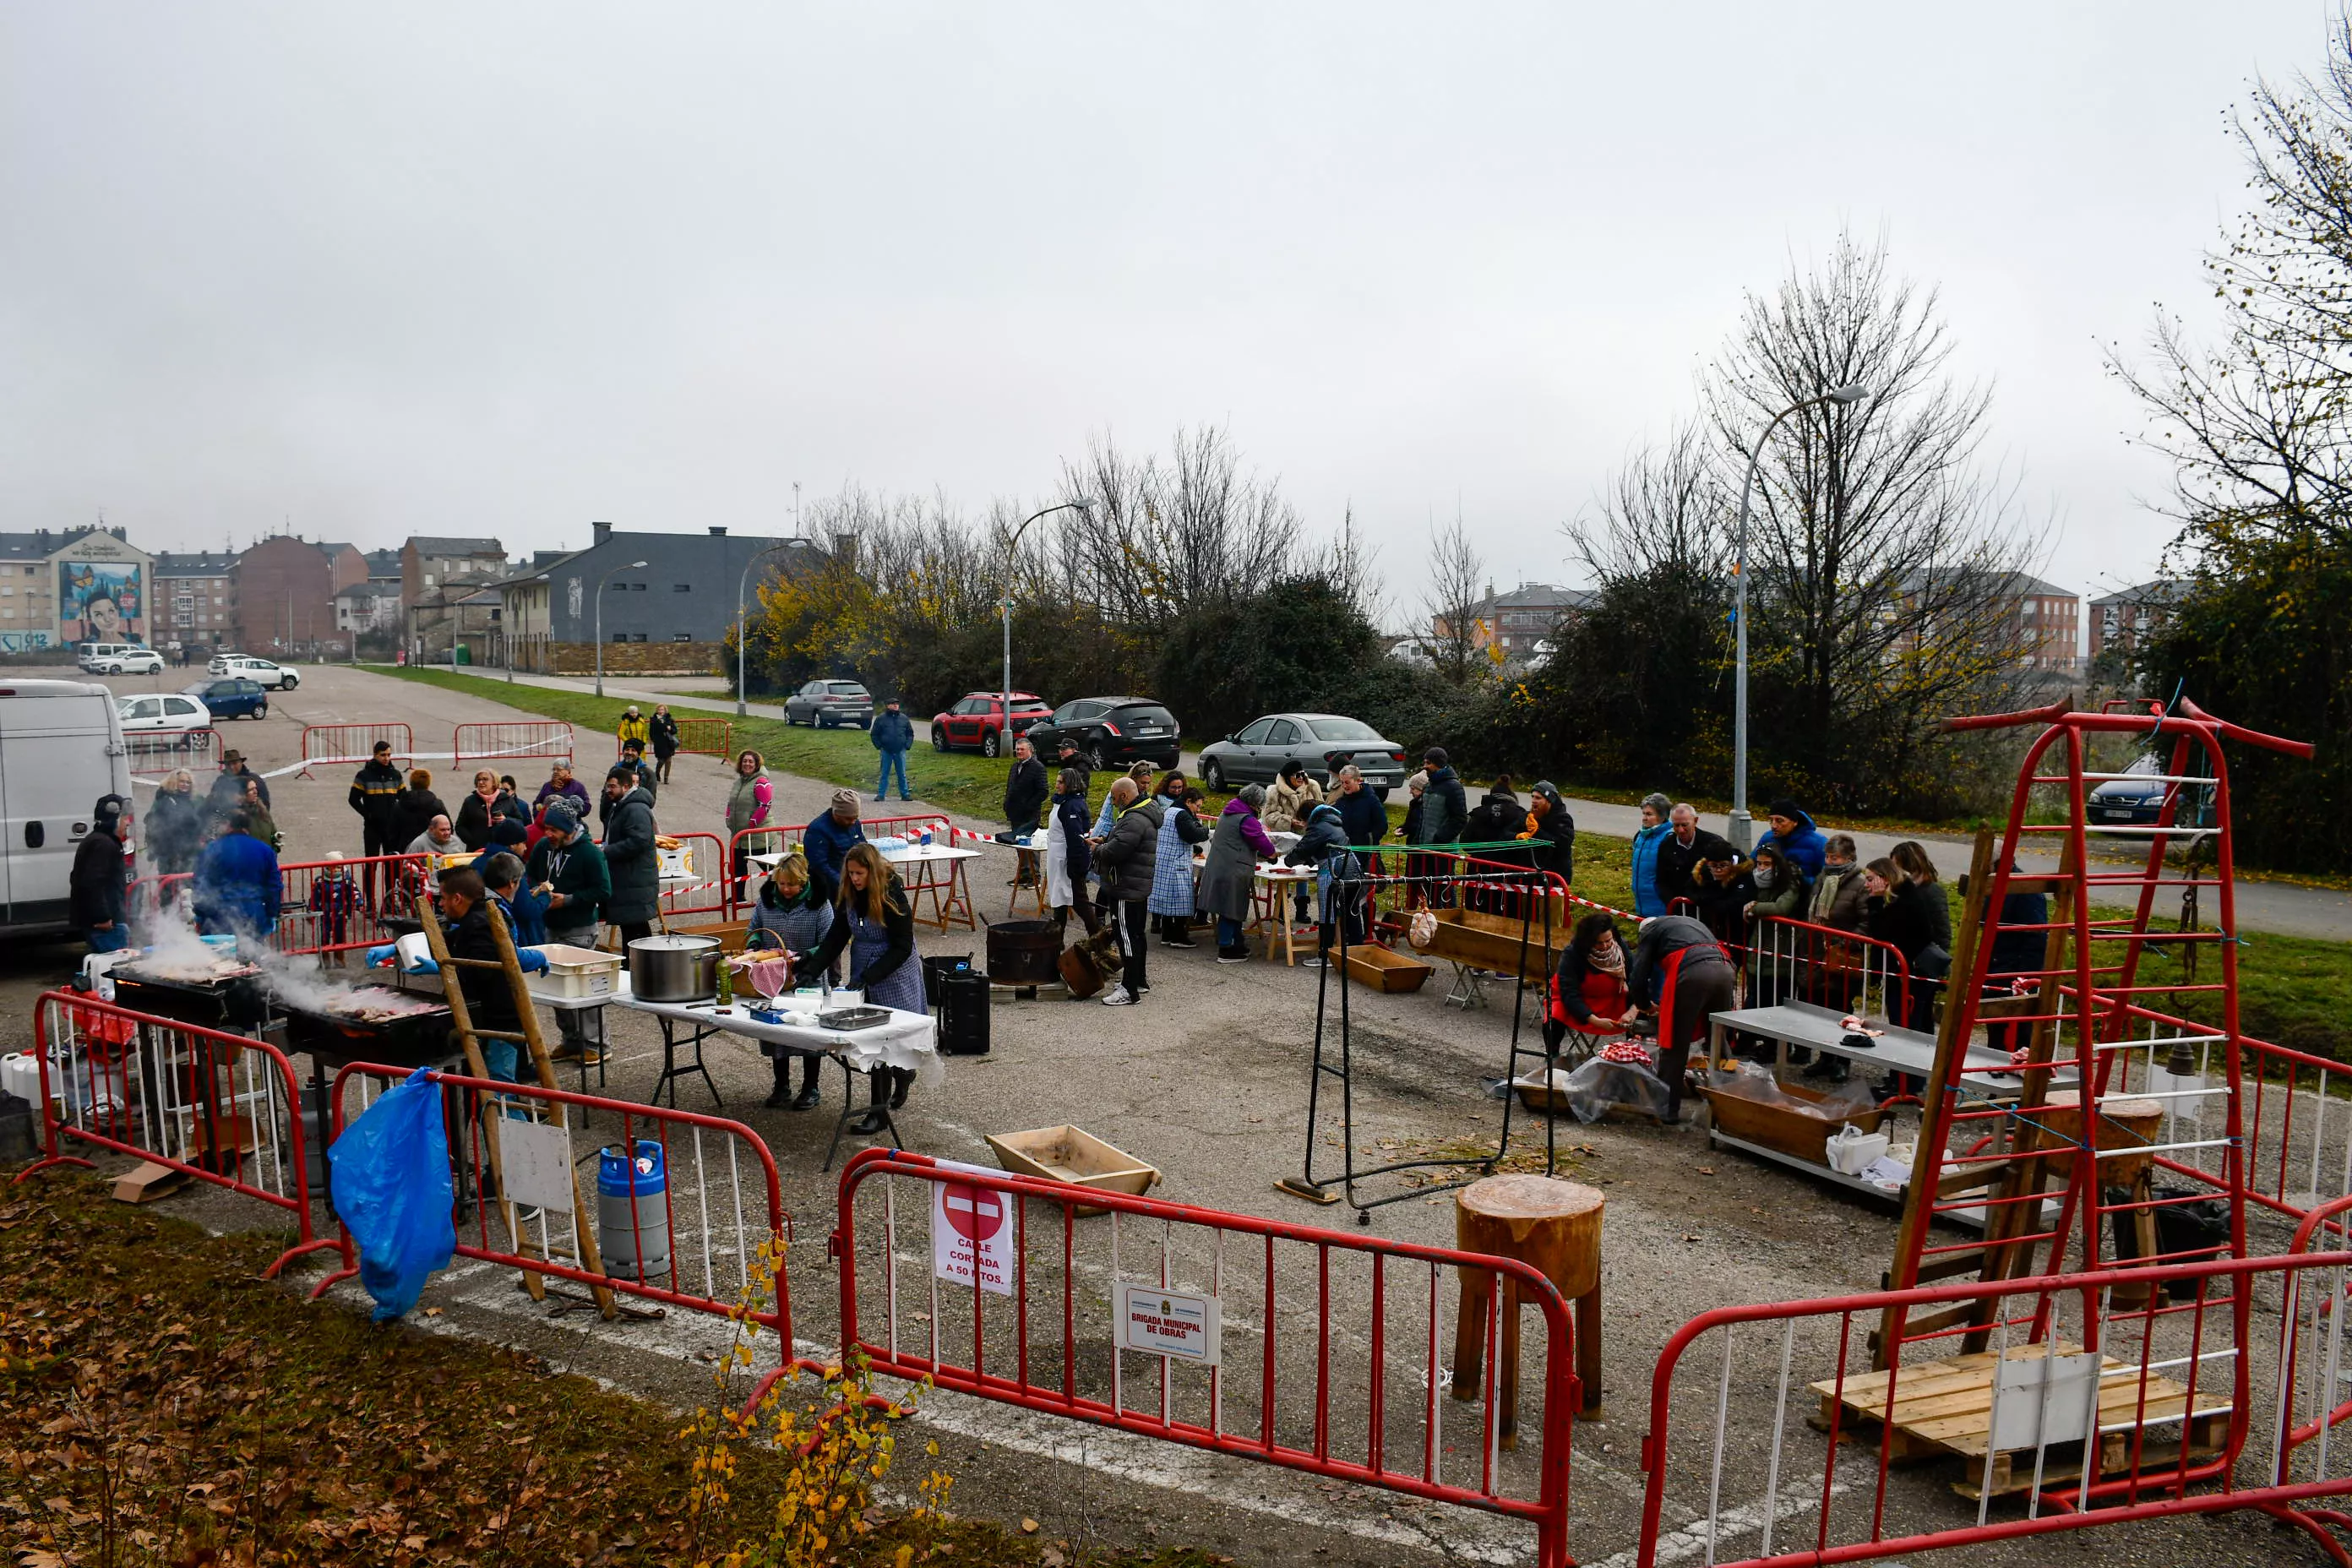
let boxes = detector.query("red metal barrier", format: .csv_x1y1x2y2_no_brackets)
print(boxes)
124,727,220,778
724,816,951,916
14,992,334,1280
1633,1250,2352,1568
318,1064,812,1409
128,872,193,918
454,721,572,770
275,853,432,956
673,716,733,758
832,1148,1576,1567
299,721,414,778
655,831,729,927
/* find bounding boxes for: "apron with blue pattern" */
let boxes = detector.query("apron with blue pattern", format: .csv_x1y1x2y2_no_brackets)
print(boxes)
849,902,926,1014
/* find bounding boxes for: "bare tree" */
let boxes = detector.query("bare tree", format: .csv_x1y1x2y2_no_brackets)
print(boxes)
2109,12,2352,547
1571,422,1728,581
1707,231,2042,776
1417,514,1490,687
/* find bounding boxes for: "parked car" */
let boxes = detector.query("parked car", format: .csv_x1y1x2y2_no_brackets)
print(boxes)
2088,752,2215,827
928,691,1052,757
78,643,163,676
114,692,214,732
1197,712,1407,798
1024,696,1182,772
784,678,874,728
205,653,298,689
186,678,270,721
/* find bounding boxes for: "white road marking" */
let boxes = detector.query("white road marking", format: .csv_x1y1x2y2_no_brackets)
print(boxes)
1582,1478,1855,1568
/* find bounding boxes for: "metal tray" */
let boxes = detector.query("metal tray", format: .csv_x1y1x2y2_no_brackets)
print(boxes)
817,1005,892,1032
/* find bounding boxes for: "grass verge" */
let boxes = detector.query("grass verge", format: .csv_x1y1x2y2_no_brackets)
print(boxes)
0,1173,1238,1567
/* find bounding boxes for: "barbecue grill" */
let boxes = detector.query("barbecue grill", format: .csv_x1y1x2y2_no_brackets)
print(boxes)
107,962,272,1031
275,986,457,1071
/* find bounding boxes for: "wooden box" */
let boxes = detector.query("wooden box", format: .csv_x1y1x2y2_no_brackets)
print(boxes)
1342,945,1432,994
1418,908,1567,983
985,1124,1161,1217
1699,1080,1887,1165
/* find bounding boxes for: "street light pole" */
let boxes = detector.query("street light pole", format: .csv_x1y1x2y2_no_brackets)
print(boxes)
594,558,647,699
736,542,795,718
999,500,1092,722
1730,383,1870,852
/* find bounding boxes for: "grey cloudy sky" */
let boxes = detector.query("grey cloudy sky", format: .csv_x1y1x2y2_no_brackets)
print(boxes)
0,4,2333,612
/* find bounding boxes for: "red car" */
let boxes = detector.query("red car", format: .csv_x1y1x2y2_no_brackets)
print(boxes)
928,691,1053,757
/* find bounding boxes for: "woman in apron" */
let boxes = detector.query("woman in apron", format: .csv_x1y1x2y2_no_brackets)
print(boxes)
1148,774,1209,945
798,842,922,1134
1046,767,1099,935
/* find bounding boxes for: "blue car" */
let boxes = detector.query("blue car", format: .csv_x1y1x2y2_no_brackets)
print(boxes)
185,677,270,721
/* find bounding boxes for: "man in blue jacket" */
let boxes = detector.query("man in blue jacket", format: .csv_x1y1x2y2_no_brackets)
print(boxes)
870,698,915,802
803,788,868,888
193,810,281,939
1759,798,1828,886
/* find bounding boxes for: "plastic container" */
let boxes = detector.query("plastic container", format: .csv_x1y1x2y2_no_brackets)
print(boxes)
597,1140,670,1281
531,943,623,1000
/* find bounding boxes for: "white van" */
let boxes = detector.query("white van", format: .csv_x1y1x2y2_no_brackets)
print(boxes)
0,679,135,938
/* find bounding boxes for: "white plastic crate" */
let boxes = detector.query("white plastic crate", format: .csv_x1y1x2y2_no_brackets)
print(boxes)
532,943,623,999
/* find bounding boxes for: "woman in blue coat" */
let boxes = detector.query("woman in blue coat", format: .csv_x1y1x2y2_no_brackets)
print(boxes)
1630,793,1674,919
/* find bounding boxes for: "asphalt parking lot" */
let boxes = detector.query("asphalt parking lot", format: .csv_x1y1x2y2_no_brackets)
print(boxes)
1,663,2324,1565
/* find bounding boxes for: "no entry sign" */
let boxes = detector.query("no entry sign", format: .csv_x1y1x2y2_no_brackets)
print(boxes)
930,1179,1014,1297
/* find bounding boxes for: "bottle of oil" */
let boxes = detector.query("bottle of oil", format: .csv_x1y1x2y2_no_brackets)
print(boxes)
714,953,734,1012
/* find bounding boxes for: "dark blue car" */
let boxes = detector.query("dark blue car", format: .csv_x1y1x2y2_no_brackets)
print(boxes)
185,678,270,721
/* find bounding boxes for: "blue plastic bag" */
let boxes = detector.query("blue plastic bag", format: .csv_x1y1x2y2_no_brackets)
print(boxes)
329,1066,455,1321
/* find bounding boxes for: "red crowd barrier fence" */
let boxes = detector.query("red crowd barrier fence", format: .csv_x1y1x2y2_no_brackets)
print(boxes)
274,852,433,957
128,872,193,919
1750,914,1913,1024
831,1148,1576,1568
453,721,572,770
14,992,335,1280
1633,1250,2352,1568
318,1064,810,1410
654,831,729,927
123,727,220,778
299,721,414,778
672,716,734,758
723,815,952,917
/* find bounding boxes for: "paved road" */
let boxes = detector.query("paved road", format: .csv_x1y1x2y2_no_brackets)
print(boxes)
417,664,2352,943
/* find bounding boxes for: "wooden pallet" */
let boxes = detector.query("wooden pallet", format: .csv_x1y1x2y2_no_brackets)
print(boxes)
1808,1342,2231,1498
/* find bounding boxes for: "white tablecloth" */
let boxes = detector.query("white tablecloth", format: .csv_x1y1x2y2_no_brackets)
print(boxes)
613,992,938,1073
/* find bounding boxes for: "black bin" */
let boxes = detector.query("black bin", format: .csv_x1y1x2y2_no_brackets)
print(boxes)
939,972,991,1056
923,954,975,1010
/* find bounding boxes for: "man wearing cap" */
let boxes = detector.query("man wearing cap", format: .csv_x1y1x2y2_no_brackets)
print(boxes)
349,740,406,863
803,789,867,889
615,705,650,757
70,793,131,954
208,749,269,825
870,697,915,802
526,804,609,951
1757,798,1827,887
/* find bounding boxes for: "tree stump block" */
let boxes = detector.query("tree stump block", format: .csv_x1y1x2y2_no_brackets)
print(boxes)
1449,1174,1605,1442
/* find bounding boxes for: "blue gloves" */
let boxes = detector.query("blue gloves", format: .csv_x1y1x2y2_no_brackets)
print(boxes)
365,945,395,967
516,947,549,974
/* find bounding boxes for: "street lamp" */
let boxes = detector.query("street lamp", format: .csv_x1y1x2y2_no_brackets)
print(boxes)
594,559,647,698
736,542,797,718
1729,383,1870,852
999,500,1093,729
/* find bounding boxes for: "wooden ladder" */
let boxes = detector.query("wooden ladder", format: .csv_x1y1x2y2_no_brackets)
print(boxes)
419,901,616,1319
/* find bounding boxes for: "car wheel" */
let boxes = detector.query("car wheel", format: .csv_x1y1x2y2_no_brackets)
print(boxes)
282,673,297,689
930,726,950,752
982,728,1001,759
254,704,268,720
104,662,120,674
1201,758,1224,792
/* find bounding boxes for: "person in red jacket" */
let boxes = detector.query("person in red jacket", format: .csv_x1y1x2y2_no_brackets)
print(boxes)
1544,912,1631,1059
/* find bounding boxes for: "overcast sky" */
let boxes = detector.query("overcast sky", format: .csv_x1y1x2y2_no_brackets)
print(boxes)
0,4,2334,616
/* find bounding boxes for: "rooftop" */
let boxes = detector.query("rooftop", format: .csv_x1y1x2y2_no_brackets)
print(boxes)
154,551,241,574
2089,579,2190,607
407,536,506,558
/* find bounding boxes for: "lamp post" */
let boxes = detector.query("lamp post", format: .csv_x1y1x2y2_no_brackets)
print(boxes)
1729,384,1870,852
736,542,796,718
999,500,1092,723
594,559,647,698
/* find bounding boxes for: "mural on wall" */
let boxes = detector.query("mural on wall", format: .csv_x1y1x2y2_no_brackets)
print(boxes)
58,561,144,643
0,631,54,654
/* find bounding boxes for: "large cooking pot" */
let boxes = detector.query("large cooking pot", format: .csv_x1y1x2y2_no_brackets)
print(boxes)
629,934,720,1003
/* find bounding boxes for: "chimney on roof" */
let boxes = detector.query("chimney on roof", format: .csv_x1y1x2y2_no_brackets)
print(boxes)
709,525,727,536
591,520,613,547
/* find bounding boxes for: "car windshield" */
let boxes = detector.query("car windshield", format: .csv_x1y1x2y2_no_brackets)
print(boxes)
1306,718,1382,742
